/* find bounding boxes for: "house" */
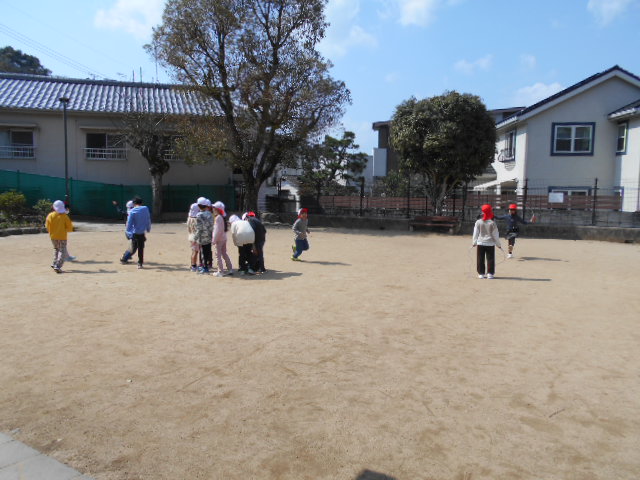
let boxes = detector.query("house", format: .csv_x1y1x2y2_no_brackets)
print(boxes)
486,65,640,212
371,66,640,213
0,73,232,188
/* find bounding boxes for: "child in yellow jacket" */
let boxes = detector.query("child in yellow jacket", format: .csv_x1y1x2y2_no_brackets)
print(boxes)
45,200,74,273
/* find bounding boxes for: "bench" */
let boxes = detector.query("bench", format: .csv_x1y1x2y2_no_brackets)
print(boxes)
409,215,460,234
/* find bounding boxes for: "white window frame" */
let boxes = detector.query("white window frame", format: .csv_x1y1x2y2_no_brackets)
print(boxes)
616,122,628,154
551,122,595,155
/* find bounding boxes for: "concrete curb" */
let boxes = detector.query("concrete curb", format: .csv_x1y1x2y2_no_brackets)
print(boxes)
0,226,47,237
0,432,93,479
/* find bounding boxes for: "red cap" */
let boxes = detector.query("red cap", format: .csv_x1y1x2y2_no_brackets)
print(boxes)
481,204,494,221
509,203,517,210
247,211,256,217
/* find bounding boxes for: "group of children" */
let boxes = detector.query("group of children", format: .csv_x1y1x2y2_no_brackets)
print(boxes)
472,203,533,279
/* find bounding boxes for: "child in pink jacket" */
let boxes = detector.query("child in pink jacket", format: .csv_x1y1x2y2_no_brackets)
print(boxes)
212,201,233,277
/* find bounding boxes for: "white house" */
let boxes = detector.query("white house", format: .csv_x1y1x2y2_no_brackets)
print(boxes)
0,73,232,187
485,65,640,212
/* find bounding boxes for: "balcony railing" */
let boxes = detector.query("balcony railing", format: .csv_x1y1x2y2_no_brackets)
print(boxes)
85,147,128,160
0,144,36,159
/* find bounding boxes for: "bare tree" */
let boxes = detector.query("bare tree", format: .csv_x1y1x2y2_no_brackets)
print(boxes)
148,0,350,211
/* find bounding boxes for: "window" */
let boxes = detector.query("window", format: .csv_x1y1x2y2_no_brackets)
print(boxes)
0,129,35,159
503,130,515,159
551,122,595,155
617,123,628,153
85,133,127,160
162,135,183,162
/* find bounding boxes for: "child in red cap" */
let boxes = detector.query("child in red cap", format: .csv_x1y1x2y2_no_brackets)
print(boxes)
495,203,534,258
472,204,502,279
291,208,310,261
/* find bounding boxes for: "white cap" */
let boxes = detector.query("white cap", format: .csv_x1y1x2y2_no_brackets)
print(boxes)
126,200,134,209
53,200,66,214
212,201,226,215
189,202,200,217
228,214,240,224
205,198,212,207
197,196,208,206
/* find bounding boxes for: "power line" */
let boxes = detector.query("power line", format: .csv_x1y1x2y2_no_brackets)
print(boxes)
2,2,134,70
0,22,109,79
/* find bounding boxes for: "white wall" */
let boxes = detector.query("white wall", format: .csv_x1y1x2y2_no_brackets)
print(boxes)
523,77,640,188
372,148,387,177
618,118,640,211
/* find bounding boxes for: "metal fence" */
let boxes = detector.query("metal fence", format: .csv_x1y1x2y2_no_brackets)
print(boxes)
307,181,640,228
0,169,236,219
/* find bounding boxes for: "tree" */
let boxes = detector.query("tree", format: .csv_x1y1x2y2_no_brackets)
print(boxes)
119,95,176,221
0,46,51,75
390,91,496,214
298,131,368,202
149,0,350,211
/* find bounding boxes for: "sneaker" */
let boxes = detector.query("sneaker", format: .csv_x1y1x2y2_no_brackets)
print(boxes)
67,255,77,261
487,273,494,279
190,265,198,272
120,259,128,264
247,268,256,275
291,255,300,262
54,267,62,274
291,245,296,254
223,269,234,276
507,253,513,259
137,264,143,269
198,267,209,275
214,271,224,277
478,274,485,279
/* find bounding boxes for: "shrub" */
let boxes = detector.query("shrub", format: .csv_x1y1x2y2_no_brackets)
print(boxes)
33,198,53,223
0,190,27,220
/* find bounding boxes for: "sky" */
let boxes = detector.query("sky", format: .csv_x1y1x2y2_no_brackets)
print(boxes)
2,0,640,154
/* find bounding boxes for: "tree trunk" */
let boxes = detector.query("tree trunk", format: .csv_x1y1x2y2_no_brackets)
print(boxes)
151,173,163,222
243,180,259,213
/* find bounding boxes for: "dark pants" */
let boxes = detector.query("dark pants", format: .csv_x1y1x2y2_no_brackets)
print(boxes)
477,245,495,275
238,244,253,272
293,238,309,258
122,234,146,265
251,240,265,272
200,243,212,268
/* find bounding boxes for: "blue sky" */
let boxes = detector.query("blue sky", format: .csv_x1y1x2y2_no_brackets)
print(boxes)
2,0,640,154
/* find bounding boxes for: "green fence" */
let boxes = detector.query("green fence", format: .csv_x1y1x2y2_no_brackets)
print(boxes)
0,169,236,219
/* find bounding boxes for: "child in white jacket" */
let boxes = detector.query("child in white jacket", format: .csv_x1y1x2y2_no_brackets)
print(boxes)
472,204,502,279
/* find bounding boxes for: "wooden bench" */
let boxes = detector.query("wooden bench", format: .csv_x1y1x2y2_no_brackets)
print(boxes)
409,215,460,234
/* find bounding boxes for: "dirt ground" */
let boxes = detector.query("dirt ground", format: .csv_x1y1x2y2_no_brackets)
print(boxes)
1,222,639,480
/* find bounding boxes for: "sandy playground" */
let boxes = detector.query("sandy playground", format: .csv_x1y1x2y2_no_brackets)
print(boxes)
1,222,639,480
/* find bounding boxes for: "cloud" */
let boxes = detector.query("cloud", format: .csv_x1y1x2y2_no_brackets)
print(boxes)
94,0,165,40
398,0,440,26
320,0,378,57
453,54,493,75
587,0,634,26
511,82,564,106
520,54,537,70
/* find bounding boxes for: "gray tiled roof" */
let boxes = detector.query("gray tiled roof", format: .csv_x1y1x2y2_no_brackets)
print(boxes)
0,73,214,115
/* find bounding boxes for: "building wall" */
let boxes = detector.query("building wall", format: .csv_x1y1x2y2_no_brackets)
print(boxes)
618,117,640,211
0,109,232,186
523,77,640,188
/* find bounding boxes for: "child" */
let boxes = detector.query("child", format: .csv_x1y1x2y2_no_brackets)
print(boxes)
245,211,267,273
187,198,202,271
212,201,233,277
291,208,310,261
45,200,74,273
121,197,151,269
230,213,256,275
495,203,534,258
472,204,502,279
194,198,214,274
